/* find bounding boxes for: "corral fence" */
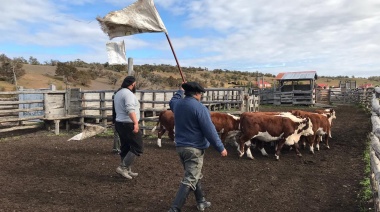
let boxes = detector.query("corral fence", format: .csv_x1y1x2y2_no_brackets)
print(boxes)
322,87,374,107
255,87,373,106
0,86,259,135
369,87,380,211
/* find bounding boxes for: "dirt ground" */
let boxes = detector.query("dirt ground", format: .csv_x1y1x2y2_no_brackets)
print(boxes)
0,105,372,211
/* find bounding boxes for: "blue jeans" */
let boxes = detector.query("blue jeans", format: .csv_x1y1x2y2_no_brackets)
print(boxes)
176,147,205,190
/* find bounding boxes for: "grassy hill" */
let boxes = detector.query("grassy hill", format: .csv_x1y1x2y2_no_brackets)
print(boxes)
0,64,378,91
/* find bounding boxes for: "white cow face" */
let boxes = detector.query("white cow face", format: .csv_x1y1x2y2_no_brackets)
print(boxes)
300,118,314,136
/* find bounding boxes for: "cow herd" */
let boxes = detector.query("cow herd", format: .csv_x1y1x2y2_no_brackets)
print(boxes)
151,108,336,161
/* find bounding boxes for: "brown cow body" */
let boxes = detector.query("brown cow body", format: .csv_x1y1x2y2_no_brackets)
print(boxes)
291,110,332,153
210,112,240,145
152,111,240,147
239,112,314,160
152,110,175,147
250,111,306,156
315,108,336,127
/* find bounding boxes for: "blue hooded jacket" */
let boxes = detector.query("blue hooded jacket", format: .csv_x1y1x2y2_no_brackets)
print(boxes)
169,90,225,153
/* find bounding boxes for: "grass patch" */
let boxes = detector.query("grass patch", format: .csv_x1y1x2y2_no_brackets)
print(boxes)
358,134,374,212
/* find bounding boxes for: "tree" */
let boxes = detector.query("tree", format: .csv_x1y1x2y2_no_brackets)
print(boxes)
0,56,25,84
55,62,78,82
167,76,180,87
107,72,121,86
73,70,91,86
28,56,40,65
109,64,127,72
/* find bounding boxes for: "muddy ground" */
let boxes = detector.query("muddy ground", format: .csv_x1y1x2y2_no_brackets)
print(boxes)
0,105,373,211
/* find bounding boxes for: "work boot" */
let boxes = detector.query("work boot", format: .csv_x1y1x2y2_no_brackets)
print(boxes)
127,167,138,177
115,166,132,179
194,181,211,211
168,184,191,212
122,151,137,177
197,201,211,211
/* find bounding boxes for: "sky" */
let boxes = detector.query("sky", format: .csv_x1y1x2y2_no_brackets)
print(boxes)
1,0,379,78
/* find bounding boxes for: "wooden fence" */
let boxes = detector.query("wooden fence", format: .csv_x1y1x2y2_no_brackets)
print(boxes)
257,88,373,106
369,87,380,211
328,88,374,106
0,86,76,134
0,87,259,135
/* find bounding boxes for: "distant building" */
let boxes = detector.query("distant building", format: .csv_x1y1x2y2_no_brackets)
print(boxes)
317,83,328,89
274,70,317,105
358,83,373,89
256,80,272,88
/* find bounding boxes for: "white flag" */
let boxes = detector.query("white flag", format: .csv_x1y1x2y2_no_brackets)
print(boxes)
106,41,127,65
97,0,167,39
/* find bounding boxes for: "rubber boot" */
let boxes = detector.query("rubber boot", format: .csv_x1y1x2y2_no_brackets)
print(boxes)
194,181,211,211
112,126,121,153
168,184,191,212
122,151,138,177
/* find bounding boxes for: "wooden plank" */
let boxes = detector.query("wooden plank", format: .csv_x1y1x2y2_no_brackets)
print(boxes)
372,95,380,116
0,124,42,133
0,100,43,105
0,91,65,95
0,116,44,123
0,107,43,114
372,115,380,139
42,115,78,120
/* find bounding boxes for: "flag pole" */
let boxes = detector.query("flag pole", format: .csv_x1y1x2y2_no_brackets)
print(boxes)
165,32,186,83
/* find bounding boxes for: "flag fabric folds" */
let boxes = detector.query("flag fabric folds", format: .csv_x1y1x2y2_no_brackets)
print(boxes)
106,41,127,65
97,0,167,39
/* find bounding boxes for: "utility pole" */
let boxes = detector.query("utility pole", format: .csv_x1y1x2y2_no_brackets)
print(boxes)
12,64,17,89
5,62,18,90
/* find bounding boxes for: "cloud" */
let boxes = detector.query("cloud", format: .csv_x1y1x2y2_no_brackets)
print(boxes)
1,0,379,77
168,0,380,77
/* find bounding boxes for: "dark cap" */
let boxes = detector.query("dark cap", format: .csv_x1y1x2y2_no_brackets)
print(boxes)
121,76,136,88
182,82,206,93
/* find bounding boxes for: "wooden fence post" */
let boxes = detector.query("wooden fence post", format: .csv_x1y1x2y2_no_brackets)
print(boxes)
152,91,156,117
240,89,245,111
80,92,85,130
140,91,145,135
100,92,107,127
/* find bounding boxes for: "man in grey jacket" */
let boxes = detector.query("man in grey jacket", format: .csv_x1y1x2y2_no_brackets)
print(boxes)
113,76,143,179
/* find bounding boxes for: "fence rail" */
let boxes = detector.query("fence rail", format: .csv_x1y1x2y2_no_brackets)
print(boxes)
258,87,373,106
369,88,380,211
0,87,255,135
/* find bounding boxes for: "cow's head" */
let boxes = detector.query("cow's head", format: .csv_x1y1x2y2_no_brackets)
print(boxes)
324,108,336,119
330,109,336,119
298,117,314,136
227,113,241,130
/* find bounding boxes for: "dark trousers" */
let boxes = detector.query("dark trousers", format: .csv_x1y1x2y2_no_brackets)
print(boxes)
115,122,144,158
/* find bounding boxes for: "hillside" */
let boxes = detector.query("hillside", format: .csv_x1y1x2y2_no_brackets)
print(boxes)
0,64,378,91
0,64,119,91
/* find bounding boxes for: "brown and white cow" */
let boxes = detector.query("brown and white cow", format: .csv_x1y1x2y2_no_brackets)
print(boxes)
238,112,314,160
151,110,175,147
210,112,240,145
290,110,332,153
315,108,336,127
152,111,240,147
249,111,305,156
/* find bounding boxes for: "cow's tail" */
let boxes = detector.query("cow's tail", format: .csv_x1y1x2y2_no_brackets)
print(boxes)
152,113,162,132
152,120,159,132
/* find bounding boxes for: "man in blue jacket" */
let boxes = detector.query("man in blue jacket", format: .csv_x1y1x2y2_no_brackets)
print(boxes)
168,82,228,212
